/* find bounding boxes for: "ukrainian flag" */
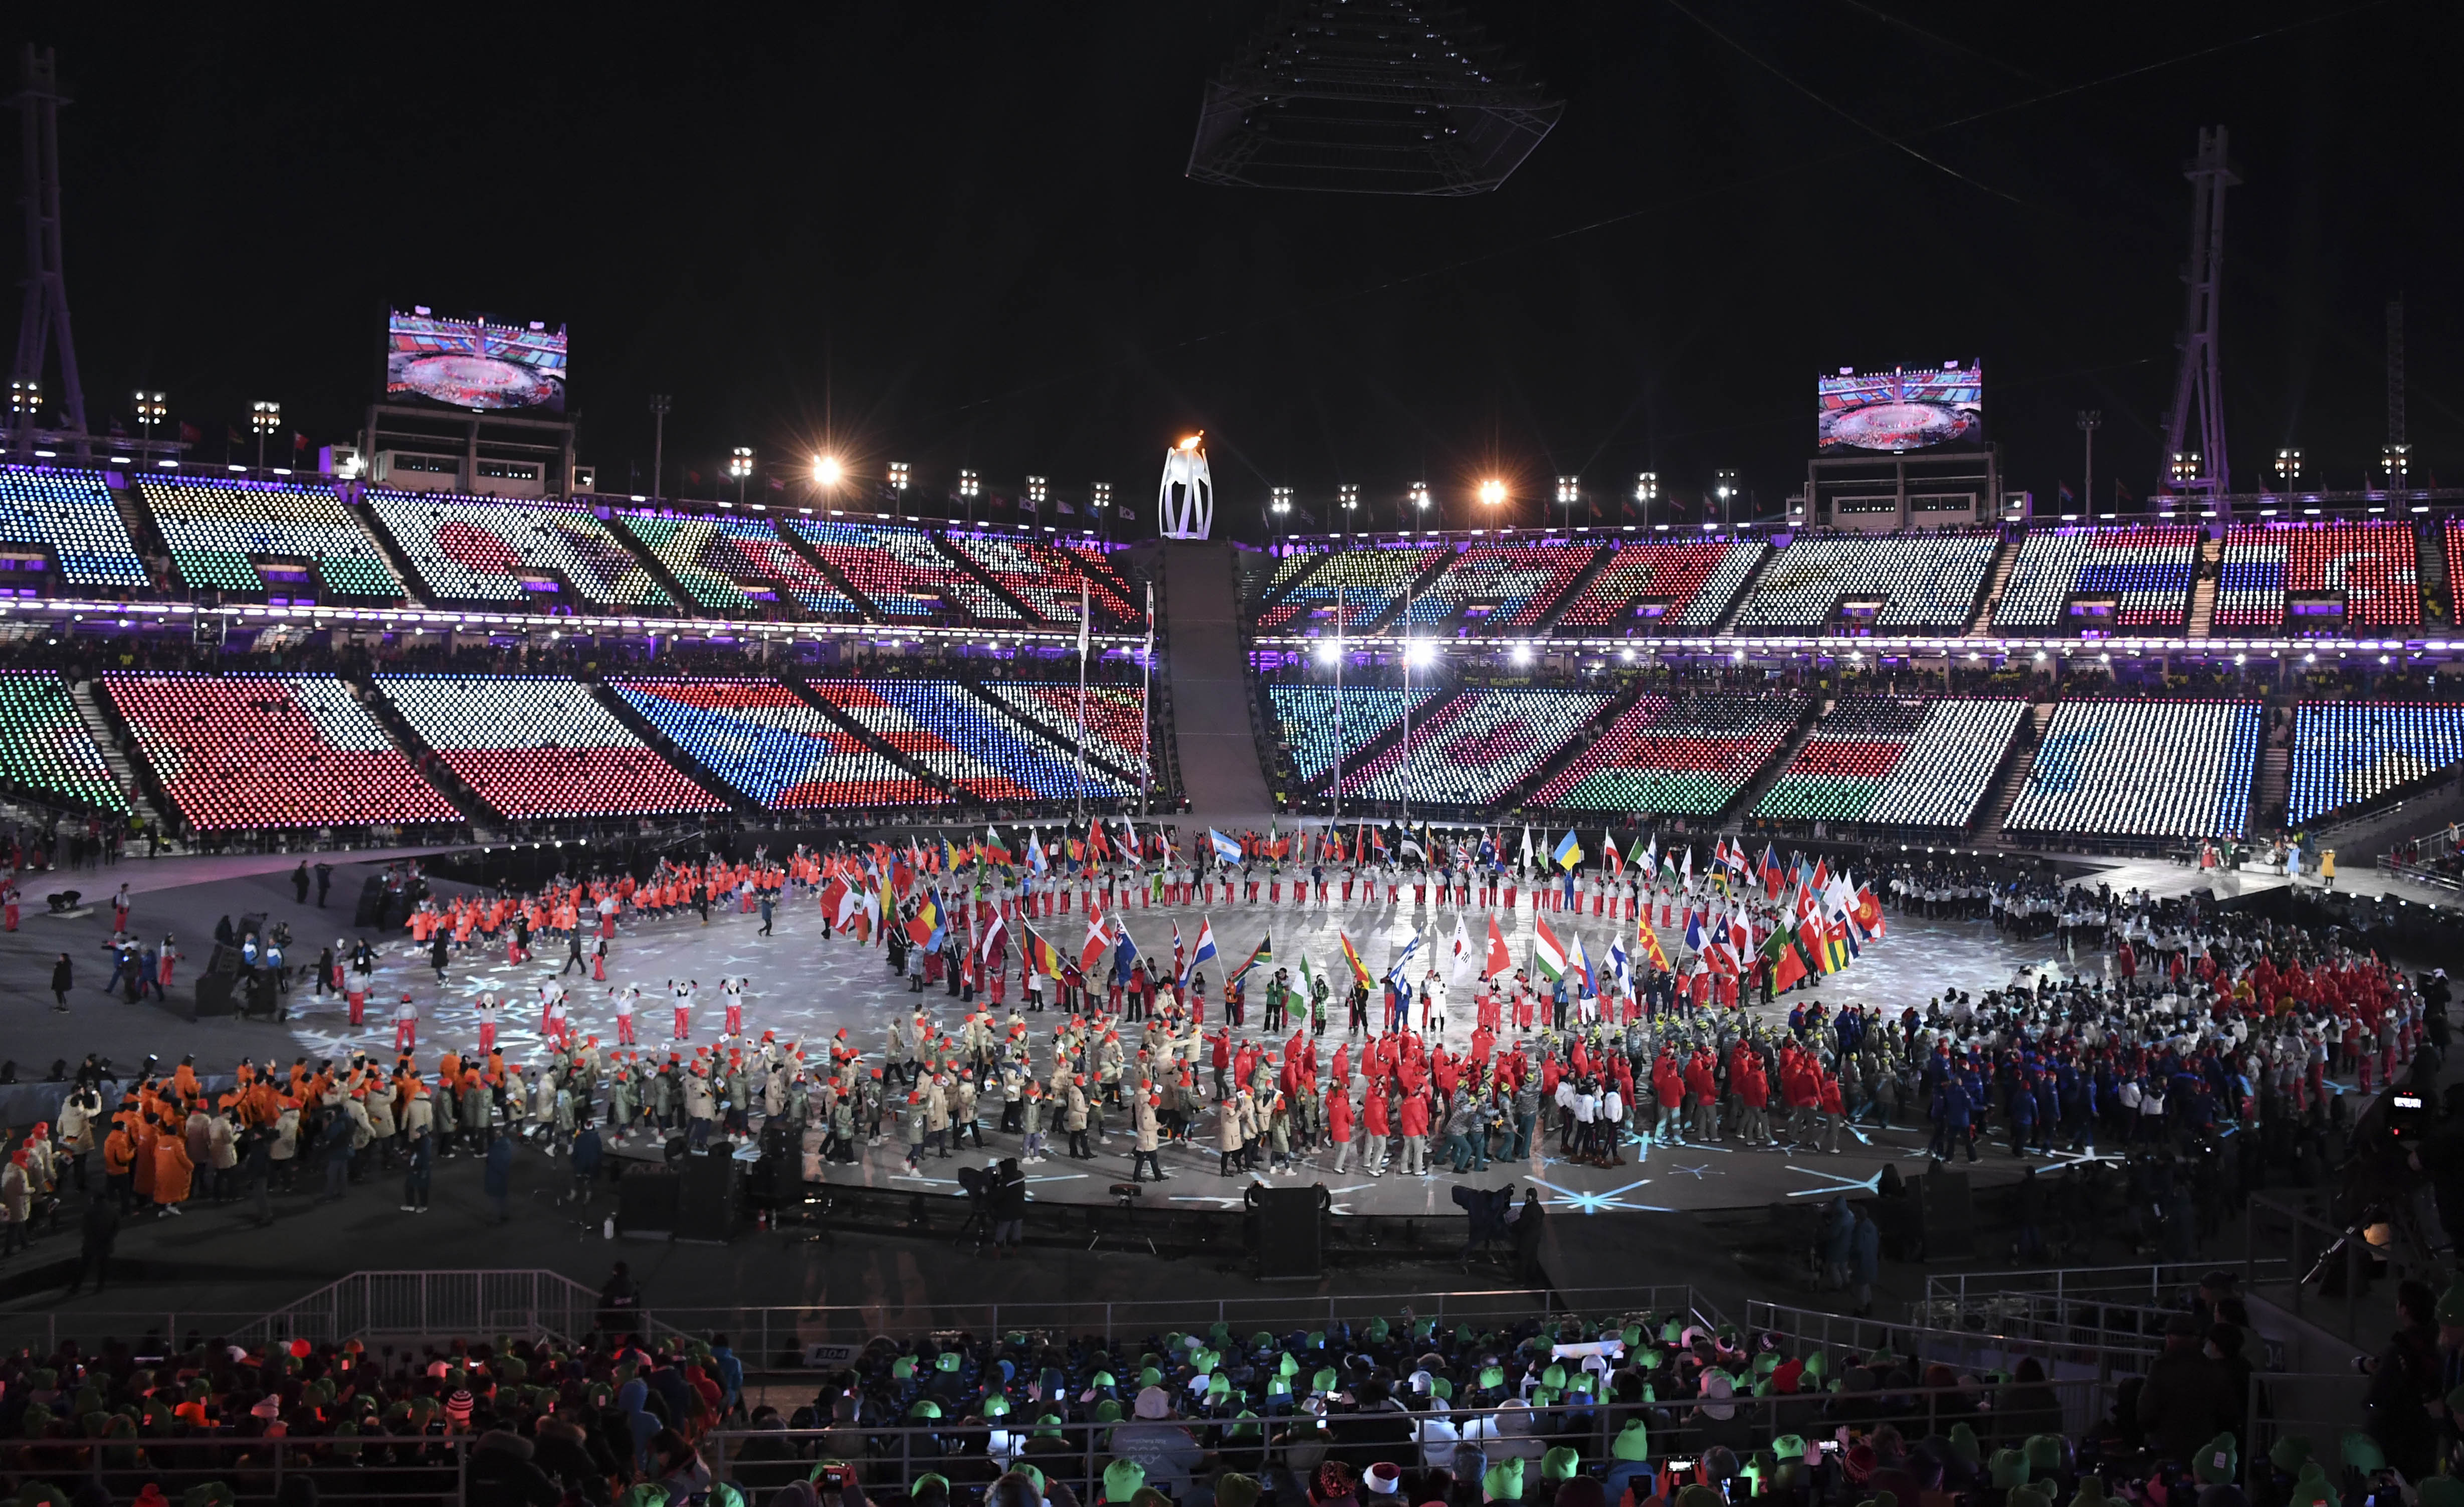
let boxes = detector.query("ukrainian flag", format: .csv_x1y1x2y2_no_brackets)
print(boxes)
1551,830,1584,871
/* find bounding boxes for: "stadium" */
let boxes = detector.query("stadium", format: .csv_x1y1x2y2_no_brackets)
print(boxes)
0,11,2457,1507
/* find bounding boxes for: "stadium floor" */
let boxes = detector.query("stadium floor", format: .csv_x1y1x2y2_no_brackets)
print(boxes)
0,860,2177,1216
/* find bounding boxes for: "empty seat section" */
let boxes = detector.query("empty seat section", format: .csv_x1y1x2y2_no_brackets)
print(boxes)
2287,701,2464,825
1396,540,1600,630
1264,684,1436,787
1338,688,1611,808
0,467,147,589
0,670,125,812
787,520,1021,622
1257,546,1444,632
1552,538,1763,629
2218,520,2420,629
137,477,406,599
103,673,456,830
974,682,1153,776
1532,692,1803,815
374,674,726,819
1992,525,2199,630
610,678,947,809
943,533,1143,627
611,510,857,615
1751,697,2024,826
363,491,672,609
1729,532,1998,631
2004,700,2260,838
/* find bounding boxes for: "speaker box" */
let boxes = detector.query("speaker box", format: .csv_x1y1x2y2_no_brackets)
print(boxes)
618,1170,681,1238
1250,1184,1324,1280
676,1151,742,1242
1917,1169,1974,1261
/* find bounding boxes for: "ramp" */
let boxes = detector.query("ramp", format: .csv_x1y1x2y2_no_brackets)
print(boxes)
1158,540,1276,824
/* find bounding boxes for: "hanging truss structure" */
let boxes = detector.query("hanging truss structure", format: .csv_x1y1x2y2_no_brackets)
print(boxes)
2159,126,2236,510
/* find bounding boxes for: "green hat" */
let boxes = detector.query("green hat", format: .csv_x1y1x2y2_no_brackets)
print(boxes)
618,1488,671,1507
1015,1466,1047,1495
1622,1324,1644,1348
1748,1451,1776,1486
983,1396,1011,1419
1542,1364,1568,1390
1482,1459,1525,1502
1753,1354,1780,1377
2289,1462,2339,1507
1661,1320,1683,1344
1313,1368,1339,1395
1094,1400,1123,1424
1207,1375,1232,1403
1218,1476,1263,1507
1542,1447,1580,1483
1949,1422,1981,1466
1430,1377,1454,1400
1037,1415,1065,1439
908,1400,942,1420
1773,1435,1806,1463
893,1357,917,1380
912,1480,950,1501
1678,1487,1725,1507
1279,1354,1300,1379
1989,1449,2029,1489
1634,1347,1662,1371
1612,1420,1651,1462
2416,1479,2464,1507
1267,1377,1293,1399
1139,1367,1163,1389
2339,1433,2384,1473
2437,1282,2464,1327
1367,1317,1391,1342
2024,1436,2064,1476
1092,1370,1117,1389
936,1352,961,1373
2010,1489,2051,1507
1104,1461,1148,1504
2067,1482,2109,1507
1530,1386,1559,1409
2193,1434,2237,1485
1802,1352,1828,1378
1479,1364,1506,1390
2268,1437,2312,1474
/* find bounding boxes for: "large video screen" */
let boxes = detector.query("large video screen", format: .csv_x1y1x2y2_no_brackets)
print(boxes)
385,308,568,414
1816,362,1982,454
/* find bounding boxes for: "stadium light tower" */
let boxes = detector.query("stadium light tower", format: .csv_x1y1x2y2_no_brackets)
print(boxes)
888,460,911,520
1408,481,1431,529
812,453,844,493
1714,470,1739,530
2382,443,2411,494
134,391,166,447
1339,483,1359,536
1555,475,1579,526
1477,477,1506,519
6,379,38,434
729,446,755,509
250,400,280,473
2273,448,2302,506
1092,481,1112,538
958,467,980,526
1634,472,1658,530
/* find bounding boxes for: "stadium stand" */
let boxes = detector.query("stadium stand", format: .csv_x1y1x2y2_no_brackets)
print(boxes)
974,681,1153,777
374,674,727,820
1550,537,1764,629
1395,539,1601,629
2286,700,2464,825
610,508,859,615
942,531,1143,627
1338,687,1612,808
1991,524,2200,631
1728,531,1998,632
0,465,149,589
609,677,950,809
1530,691,1805,815
1256,545,1445,632
1263,683,1438,786
787,519,1022,622
2005,699,2261,839
102,672,458,830
1259,545,1328,602
804,680,1105,802
135,477,407,599
0,669,126,812
362,491,674,609
1749,696,2025,827
2215,518,2421,630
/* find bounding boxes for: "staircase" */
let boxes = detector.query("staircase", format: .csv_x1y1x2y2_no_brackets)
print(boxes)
1529,541,1617,633
1975,702,2056,848
346,675,493,835
2419,520,2453,627
1966,534,2024,634
1725,702,1822,818
67,677,182,846
1500,679,1652,810
2187,536,2222,637
1359,545,1462,632
2252,739,2292,832
928,534,1041,624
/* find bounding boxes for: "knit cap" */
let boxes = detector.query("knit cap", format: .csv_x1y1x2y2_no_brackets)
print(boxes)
1104,1461,1147,1504
1541,1447,1579,1483
1482,1459,1525,1501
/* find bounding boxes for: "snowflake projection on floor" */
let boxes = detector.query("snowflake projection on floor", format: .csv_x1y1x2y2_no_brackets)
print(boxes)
1665,1164,1719,1181
1783,1164,1888,1198
1527,1175,1674,1215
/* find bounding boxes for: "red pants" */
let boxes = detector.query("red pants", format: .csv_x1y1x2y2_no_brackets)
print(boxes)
479,1022,497,1054
347,992,366,1025
673,1008,690,1040
617,1015,637,1045
593,955,606,981
725,1003,743,1036
395,1020,417,1051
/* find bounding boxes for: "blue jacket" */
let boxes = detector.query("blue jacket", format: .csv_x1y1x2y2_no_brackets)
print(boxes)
483,1136,513,1196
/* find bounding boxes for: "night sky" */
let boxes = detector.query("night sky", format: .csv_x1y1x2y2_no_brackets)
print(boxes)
23,1,2459,538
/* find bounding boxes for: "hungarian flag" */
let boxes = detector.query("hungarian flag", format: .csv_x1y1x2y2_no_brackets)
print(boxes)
1483,916,1513,979
1337,932,1374,989
1761,925,1808,992
1025,925,1065,979
1531,917,1568,982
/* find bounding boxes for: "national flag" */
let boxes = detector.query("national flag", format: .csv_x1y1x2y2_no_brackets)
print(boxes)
1683,909,1705,954
818,875,852,928
1368,825,1389,858
1761,924,1808,992
1605,839,1624,878
980,907,1008,963
1385,932,1420,991
1569,933,1592,995
1228,930,1273,986
1399,831,1426,862
1079,913,1112,975
1337,932,1374,989
1025,925,1065,979
1169,918,1183,967
1114,927,1141,980
1606,934,1631,991
1484,916,1513,979
983,825,1013,867
1853,884,1888,940
1551,830,1583,871
1026,832,1048,874
1633,834,1655,872
1797,909,1830,974
1209,828,1242,864
1727,910,1752,956
1680,846,1693,886
1760,844,1784,899
1519,826,1535,869
1299,950,1320,1001
906,893,941,948
1182,918,1218,986
1089,820,1112,862
1821,916,1852,974
1531,917,1568,982
1449,914,1474,983
1636,921,1670,973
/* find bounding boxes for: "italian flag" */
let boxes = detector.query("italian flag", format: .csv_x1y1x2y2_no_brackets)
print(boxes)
1531,916,1569,982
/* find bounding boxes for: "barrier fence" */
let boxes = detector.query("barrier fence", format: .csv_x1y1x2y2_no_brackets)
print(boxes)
1916,1261,2296,1360
1747,1299,2158,1394
5,1433,472,1507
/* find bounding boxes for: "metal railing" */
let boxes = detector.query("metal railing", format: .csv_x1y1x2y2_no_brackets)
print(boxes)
1748,1299,2157,1387
229,1269,618,1349
2243,1192,2388,1344
15,1432,471,1507
0,1309,276,1358
1917,1261,2295,1357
